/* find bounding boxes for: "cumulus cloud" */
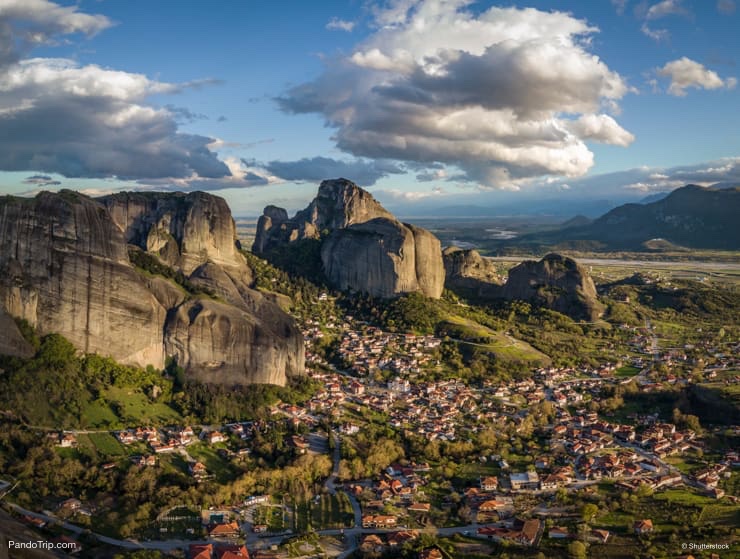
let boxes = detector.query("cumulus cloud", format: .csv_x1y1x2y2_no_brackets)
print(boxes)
326,17,355,32
0,0,112,67
0,1,240,187
657,57,735,96
277,1,633,189
565,114,635,147
259,156,405,186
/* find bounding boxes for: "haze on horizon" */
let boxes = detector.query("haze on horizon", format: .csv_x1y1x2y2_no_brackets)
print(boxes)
0,0,738,216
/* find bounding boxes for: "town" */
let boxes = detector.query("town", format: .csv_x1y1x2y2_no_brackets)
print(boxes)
7,300,736,559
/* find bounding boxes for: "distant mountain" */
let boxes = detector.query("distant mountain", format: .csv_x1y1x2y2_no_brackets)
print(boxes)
523,185,740,250
709,181,740,190
560,215,593,228
639,191,671,204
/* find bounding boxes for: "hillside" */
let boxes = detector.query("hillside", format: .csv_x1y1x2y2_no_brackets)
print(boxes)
521,185,740,250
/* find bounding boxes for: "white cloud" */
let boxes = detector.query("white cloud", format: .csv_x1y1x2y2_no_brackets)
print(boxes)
0,0,247,188
326,17,355,32
657,57,734,96
373,187,448,202
277,1,633,188
565,114,635,147
570,156,740,193
0,0,112,66
646,0,688,20
641,23,669,42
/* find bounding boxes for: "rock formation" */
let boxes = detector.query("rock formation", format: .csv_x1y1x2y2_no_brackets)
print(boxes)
501,253,603,321
0,190,303,385
0,308,34,358
442,248,602,321
254,178,445,299
442,247,502,294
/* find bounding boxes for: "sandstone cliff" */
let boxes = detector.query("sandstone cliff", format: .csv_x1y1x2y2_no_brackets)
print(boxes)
442,248,602,321
0,191,304,386
501,253,604,321
253,178,444,299
253,179,394,254
442,247,502,294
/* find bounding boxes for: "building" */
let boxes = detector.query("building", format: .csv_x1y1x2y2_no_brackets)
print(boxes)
209,522,240,538
480,476,498,491
634,519,654,535
510,471,540,491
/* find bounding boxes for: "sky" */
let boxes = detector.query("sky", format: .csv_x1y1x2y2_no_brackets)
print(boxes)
0,0,738,216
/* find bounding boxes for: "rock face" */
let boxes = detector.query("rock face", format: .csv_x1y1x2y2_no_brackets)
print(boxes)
442,247,502,293
0,308,34,358
253,178,395,255
254,178,444,299
321,218,443,298
501,253,603,321
101,191,246,276
0,190,303,386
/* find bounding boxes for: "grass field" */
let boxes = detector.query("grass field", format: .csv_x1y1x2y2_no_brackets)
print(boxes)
615,365,640,377
698,504,740,526
88,432,126,457
187,443,237,483
254,505,286,532
654,488,716,507
81,400,119,428
441,315,551,364
310,493,354,529
102,386,183,425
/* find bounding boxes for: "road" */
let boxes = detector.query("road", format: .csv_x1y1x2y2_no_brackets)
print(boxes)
322,430,363,556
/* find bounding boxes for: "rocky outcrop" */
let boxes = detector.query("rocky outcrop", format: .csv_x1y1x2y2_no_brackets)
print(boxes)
443,247,502,293
101,191,247,276
442,249,602,320
0,190,304,386
253,178,394,254
254,178,444,299
0,192,168,367
321,218,444,298
163,298,302,385
501,253,603,321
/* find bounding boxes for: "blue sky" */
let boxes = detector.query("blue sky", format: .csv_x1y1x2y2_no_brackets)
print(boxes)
0,0,738,216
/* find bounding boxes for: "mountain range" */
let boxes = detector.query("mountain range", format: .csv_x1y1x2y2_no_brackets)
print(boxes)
520,185,740,250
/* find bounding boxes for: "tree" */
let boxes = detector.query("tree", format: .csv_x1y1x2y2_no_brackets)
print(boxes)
581,503,599,522
568,540,587,559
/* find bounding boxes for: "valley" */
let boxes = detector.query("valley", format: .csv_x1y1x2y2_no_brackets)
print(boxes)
0,180,738,559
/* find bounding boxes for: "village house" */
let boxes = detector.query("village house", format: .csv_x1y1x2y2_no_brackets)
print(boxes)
208,522,241,539
360,534,385,554
362,515,397,529
509,471,540,491
207,431,227,444
634,519,654,535
480,476,498,491
57,433,77,448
